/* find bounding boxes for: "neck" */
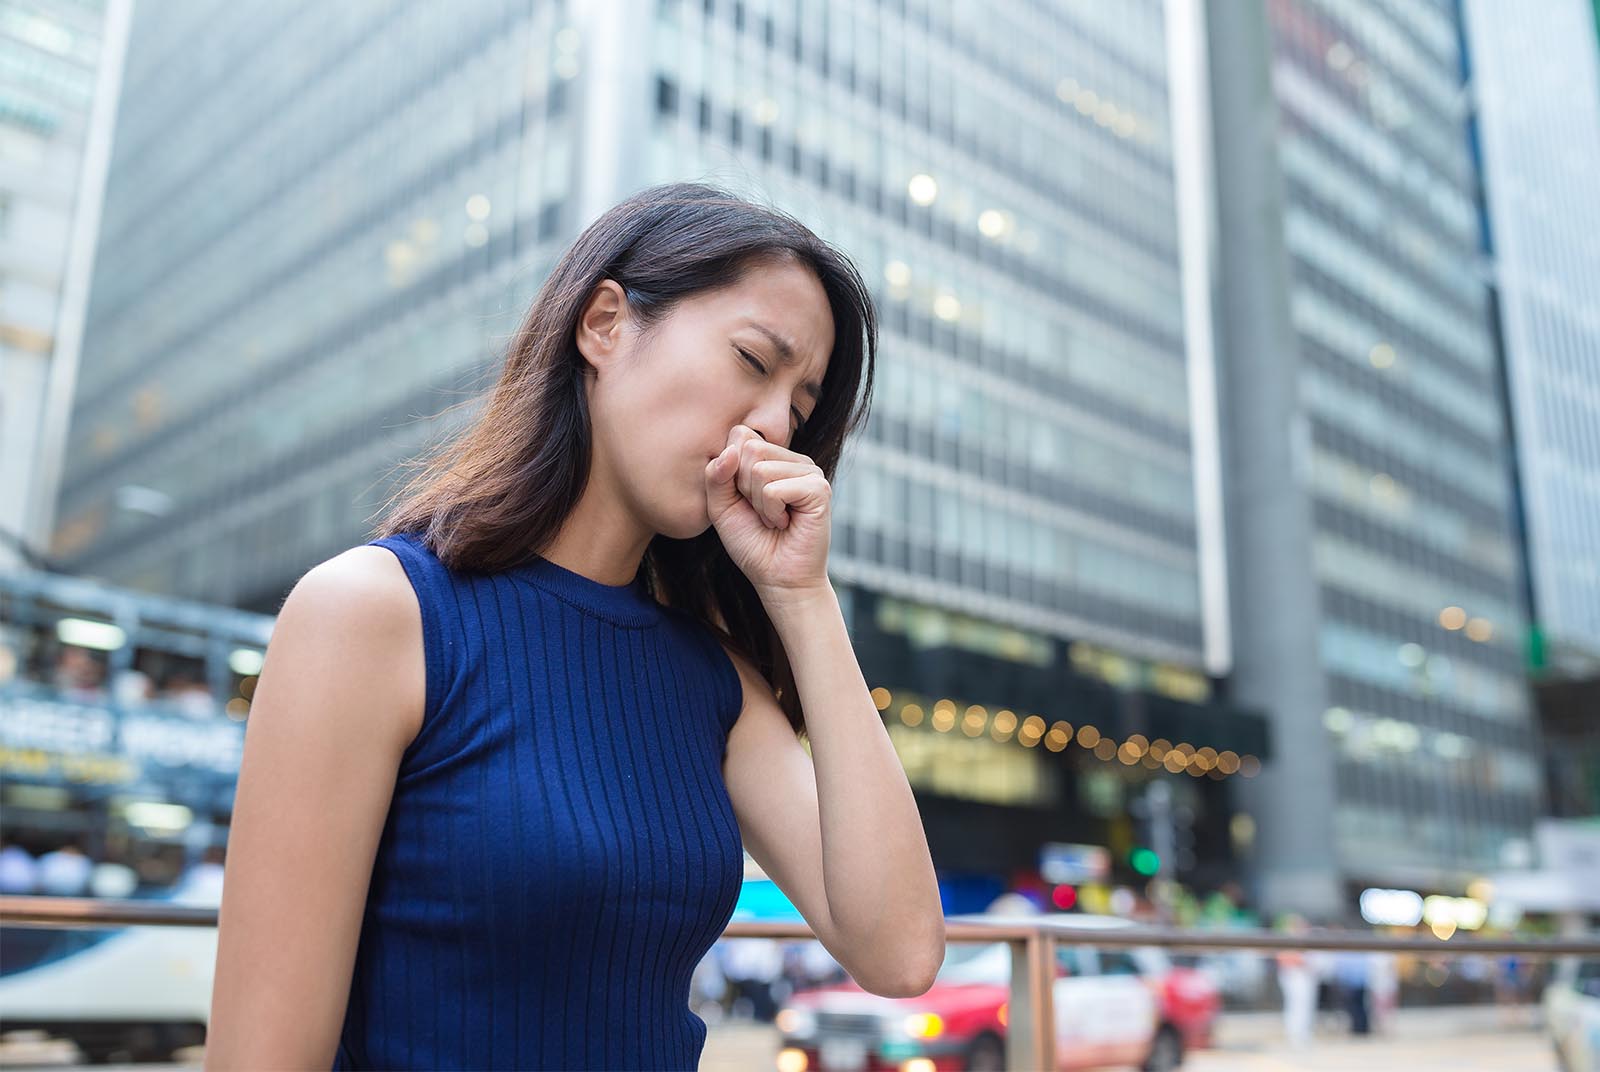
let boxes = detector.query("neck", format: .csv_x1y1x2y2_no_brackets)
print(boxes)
540,463,654,587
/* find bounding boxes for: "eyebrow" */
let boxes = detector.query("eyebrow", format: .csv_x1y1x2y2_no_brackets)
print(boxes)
742,320,824,402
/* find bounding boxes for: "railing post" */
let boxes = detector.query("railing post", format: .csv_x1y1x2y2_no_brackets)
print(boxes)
1005,926,1056,1071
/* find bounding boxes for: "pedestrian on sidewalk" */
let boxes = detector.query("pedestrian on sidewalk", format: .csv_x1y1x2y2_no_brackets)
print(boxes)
1275,914,1318,1049
1332,949,1374,1035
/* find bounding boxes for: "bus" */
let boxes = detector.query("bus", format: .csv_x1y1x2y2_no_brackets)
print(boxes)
0,563,274,1062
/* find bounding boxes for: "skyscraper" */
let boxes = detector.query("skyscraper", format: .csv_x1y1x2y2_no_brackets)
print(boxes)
0,0,130,571
57,0,1267,892
54,0,582,600
1208,0,1540,913
1462,0,1600,661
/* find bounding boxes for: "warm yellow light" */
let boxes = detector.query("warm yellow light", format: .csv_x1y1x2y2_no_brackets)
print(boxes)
908,173,938,205
1022,715,1047,736
1093,739,1116,761
900,703,925,727
1431,919,1457,941
1217,751,1240,775
1438,606,1467,630
994,710,1018,733
871,687,892,710
1163,752,1186,773
997,1001,1008,1026
1076,725,1101,748
978,209,1007,237
933,293,962,321
776,1047,809,1072
904,1012,945,1039
1465,618,1494,642
1117,743,1140,765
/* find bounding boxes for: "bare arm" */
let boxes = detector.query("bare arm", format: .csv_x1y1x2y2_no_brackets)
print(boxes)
204,546,425,1069
720,583,946,997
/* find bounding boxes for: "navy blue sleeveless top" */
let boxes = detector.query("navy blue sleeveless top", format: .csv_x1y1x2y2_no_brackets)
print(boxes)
332,531,746,1070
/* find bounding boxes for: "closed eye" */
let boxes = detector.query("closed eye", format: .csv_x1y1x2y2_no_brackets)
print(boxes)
738,346,808,434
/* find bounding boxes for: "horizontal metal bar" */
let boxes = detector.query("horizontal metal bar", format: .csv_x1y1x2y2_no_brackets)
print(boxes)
1,896,220,928
4,897,1597,958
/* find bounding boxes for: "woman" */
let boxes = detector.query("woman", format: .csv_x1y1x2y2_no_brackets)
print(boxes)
205,182,946,1070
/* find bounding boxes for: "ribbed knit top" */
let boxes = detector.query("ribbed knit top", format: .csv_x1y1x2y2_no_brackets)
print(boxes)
332,530,746,1070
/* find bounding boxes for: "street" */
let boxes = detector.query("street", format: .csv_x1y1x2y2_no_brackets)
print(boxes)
696,1016,1557,1072
0,1013,1558,1070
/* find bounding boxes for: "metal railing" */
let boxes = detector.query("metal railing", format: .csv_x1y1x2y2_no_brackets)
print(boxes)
5,894,1599,1071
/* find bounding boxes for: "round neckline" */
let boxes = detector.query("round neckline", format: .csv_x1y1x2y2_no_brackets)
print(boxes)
503,552,664,628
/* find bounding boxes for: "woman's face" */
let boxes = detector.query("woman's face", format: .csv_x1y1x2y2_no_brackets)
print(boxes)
579,258,835,540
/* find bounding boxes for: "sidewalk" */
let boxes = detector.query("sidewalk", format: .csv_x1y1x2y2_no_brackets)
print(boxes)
1213,1001,1544,1047
1191,1004,1554,1072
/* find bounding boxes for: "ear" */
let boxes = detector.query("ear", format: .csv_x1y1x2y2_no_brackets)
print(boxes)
575,279,629,373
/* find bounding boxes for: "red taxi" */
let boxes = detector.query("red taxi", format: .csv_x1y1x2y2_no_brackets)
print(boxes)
774,916,1216,1072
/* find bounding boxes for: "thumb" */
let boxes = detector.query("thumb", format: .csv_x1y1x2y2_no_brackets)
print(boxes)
704,443,743,517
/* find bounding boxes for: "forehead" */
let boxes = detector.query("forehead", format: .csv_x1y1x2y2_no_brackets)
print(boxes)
689,260,834,375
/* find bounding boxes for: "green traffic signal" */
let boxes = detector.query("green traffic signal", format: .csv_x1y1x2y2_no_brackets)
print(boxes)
1130,847,1161,876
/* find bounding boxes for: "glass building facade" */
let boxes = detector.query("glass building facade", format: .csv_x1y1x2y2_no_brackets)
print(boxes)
1210,0,1539,912
55,0,581,603
0,0,128,570
1463,0,1600,659
56,0,1268,891
640,0,1209,668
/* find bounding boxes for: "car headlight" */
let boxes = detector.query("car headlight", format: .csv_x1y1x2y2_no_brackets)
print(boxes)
775,1007,816,1038
902,1017,947,1043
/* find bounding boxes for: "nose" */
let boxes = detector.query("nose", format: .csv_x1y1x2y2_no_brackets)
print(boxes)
747,398,789,449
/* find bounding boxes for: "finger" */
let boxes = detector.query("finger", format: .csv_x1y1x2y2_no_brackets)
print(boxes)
728,424,813,466
742,459,817,523
704,443,745,520
760,473,831,518
735,438,814,506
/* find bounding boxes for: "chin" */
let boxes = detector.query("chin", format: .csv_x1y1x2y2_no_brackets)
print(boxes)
654,502,714,542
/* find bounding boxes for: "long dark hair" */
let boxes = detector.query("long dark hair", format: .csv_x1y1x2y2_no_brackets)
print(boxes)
372,182,877,739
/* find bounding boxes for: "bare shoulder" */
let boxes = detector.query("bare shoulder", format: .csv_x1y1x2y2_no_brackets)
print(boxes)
206,542,425,1065
271,543,427,750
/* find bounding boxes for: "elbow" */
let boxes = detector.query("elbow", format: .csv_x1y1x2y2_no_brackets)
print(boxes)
860,918,947,999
